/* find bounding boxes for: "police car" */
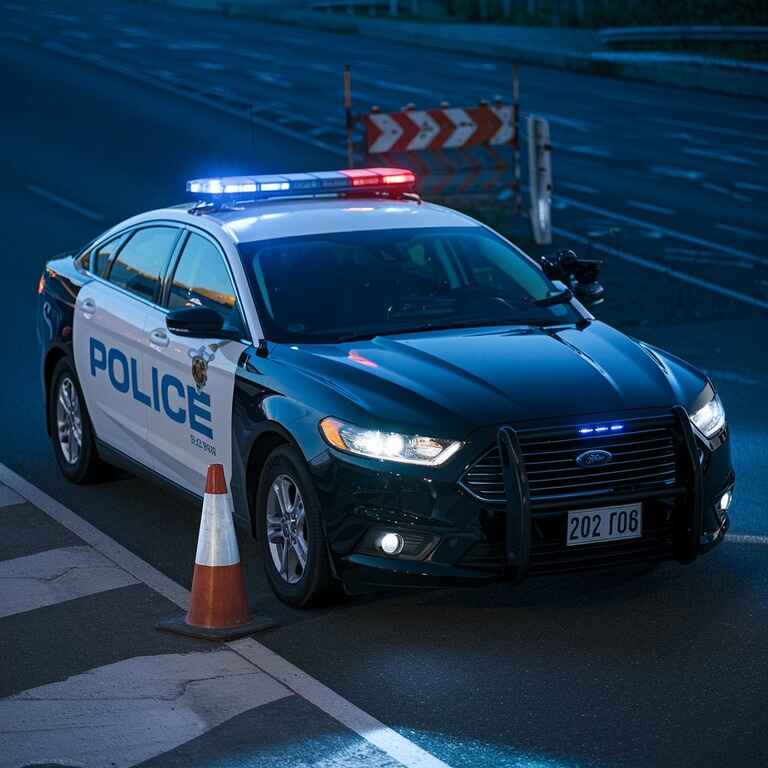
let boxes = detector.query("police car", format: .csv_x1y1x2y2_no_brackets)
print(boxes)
38,168,734,606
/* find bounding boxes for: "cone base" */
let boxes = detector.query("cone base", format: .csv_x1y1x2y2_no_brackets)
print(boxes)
156,613,274,640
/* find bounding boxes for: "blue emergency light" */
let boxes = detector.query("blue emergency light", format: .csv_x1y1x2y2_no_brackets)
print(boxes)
186,168,417,197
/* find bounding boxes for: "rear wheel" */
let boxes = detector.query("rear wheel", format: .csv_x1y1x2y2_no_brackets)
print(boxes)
49,358,104,483
256,445,338,607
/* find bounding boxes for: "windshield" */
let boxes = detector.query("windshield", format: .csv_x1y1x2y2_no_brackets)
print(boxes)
238,226,577,343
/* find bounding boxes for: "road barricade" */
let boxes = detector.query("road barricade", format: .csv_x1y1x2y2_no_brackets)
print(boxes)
343,65,552,243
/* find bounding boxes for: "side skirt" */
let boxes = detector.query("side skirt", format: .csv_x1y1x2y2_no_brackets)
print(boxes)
94,440,252,534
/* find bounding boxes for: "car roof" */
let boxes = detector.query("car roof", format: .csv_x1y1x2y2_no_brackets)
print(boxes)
185,197,480,244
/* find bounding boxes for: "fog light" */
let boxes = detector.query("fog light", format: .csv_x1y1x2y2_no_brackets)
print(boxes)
718,490,732,512
378,532,404,555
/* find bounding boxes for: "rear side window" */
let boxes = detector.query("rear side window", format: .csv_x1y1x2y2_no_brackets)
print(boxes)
80,233,127,277
107,227,179,302
168,233,245,336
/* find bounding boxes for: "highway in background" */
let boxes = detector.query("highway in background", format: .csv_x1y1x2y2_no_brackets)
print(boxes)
1,1,767,765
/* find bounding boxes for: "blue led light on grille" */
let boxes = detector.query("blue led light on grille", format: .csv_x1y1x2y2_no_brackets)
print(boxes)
579,423,624,435
186,168,417,198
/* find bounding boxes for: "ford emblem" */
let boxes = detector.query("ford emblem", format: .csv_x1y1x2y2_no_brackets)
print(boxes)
576,449,613,468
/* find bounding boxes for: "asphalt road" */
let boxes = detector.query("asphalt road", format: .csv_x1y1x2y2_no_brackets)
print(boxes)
1,1,767,766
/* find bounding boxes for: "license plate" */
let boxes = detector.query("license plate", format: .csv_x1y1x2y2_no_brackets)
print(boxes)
566,503,642,547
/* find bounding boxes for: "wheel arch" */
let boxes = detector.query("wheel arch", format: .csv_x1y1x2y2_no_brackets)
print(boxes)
244,423,302,538
43,345,73,435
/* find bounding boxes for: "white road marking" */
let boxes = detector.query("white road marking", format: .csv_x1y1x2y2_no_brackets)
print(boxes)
257,72,293,88
0,482,23,508
0,545,138,619
0,464,453,768
459,61,496,71
683,147,757,167
559,144,612,158
555,194,766,266
652,116,768,143
662,251,753,270
735,181,768,193
538,113,591,133
727,534,768,545
649,165,704,181
351,73,433,98
38,41,347,159
195,60,227,71
716,223,764,240
705,369,763,387
701,181,751,202
626,200,675,216
165,41,220,51
25,184,104,222
552,226,768,311
558,181,599,195
0,650,290,768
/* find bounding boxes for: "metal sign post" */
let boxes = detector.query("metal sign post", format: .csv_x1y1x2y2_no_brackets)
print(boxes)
527,114,553,245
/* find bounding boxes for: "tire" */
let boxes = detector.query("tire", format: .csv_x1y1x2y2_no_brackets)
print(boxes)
255,445,338,607
49,358,105,484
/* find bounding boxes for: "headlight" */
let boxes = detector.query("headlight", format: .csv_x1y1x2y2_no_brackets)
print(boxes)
690,394,726,438
319,417,462,466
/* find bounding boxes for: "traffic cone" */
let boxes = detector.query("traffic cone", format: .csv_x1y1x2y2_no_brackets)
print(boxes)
157,464,273,639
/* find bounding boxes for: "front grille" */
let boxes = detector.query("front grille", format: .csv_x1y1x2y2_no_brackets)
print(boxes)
460,416,679,506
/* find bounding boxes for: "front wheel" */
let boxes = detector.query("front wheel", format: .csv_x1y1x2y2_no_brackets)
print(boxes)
255,445,338,607
49,358,104,484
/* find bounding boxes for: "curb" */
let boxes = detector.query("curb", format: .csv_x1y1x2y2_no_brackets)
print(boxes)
141,0,768,101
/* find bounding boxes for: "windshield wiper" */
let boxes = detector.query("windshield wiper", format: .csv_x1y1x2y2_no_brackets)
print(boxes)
534,287,572,307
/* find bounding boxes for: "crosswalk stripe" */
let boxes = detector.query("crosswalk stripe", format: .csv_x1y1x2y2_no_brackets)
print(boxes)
0,482,24,508
0,545,139,619
0,462,454,768
0,650,290,768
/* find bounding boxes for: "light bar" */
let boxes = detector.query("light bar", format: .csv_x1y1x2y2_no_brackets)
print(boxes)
186,168,417,198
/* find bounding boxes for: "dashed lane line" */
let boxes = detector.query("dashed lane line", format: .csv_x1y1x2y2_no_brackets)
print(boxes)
25,184,104,222
32,39,348,160
0,463,453,768
626,199,675,216
552,225,768,312
0,545,138,619
727,534,768,546
556,194,766,266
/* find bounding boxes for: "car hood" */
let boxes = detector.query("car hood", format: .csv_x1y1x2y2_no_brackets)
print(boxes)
273,322,707,437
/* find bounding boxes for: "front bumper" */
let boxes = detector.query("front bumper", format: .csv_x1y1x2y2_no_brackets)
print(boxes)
309,409,735,589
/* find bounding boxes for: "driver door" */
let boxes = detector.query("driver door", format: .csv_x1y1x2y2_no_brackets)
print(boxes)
143,230,249,495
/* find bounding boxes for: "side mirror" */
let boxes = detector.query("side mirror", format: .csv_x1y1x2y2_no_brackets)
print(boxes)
166,306,241,340
540,249,604,307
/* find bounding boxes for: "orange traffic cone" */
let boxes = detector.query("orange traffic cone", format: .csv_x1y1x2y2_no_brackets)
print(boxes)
158,464,272,639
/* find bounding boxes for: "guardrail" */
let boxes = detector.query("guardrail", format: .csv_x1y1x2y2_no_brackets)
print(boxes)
309,0,420,15
599,26,768,47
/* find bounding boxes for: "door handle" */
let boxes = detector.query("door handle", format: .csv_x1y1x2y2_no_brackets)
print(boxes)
79,297,96,316
149,328,169,348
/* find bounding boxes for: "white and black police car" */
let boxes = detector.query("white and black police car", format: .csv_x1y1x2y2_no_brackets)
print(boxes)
38,168,734,606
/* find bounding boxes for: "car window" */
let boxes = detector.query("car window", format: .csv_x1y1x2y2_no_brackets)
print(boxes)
239,226,576,343
80,233,127,277
107,226,179,302
168,233,245,336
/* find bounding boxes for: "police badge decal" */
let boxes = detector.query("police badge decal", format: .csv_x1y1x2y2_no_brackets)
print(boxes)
188,346,215,393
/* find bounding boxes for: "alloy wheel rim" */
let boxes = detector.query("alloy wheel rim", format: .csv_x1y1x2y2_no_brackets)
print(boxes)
56,377,83,465
266,474,308,584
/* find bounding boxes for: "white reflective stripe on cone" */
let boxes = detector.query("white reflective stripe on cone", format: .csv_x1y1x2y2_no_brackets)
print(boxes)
195,492,240,567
